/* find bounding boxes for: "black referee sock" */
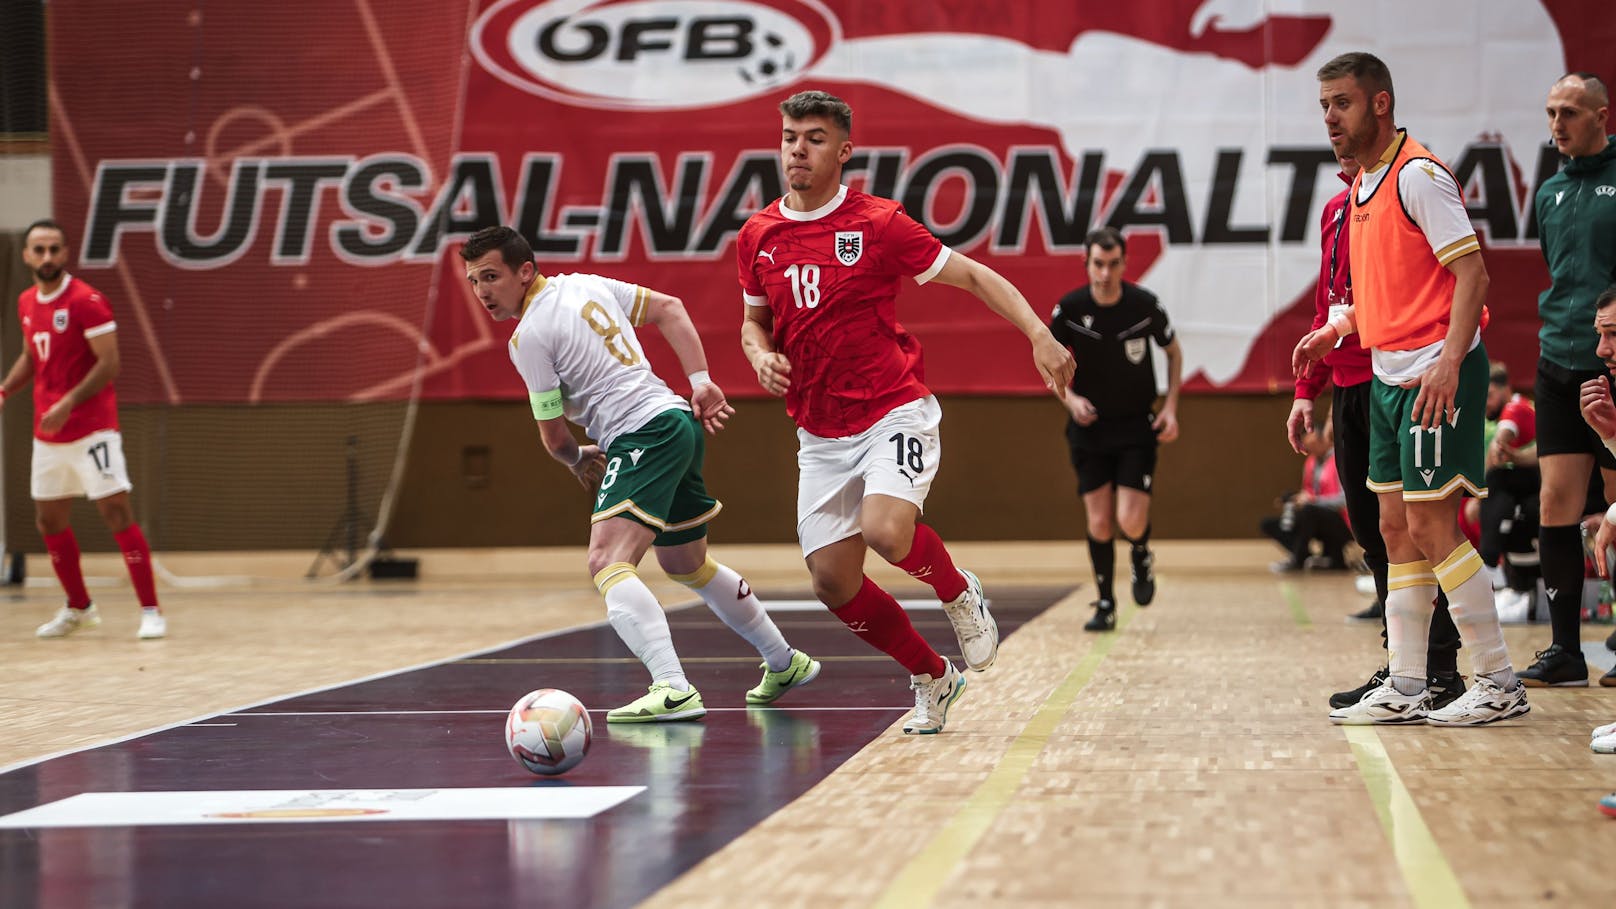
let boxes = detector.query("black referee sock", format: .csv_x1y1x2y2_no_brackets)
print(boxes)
1538,523,1585,652
1124,525,1152,563
1088,536,1115,604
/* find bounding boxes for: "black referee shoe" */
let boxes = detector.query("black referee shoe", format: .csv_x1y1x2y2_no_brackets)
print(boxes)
1130,547,1155,607
1427,670,1465,711
1517,643,1589,688
1083,599,1116,632
1329,665,1388,709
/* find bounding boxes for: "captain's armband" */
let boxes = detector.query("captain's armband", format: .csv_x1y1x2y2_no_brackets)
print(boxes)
530,389,564,421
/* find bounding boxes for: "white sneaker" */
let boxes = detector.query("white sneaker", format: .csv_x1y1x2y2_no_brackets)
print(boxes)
1494,587,1534,624
1328,679,1428,725
1593,733,1616,754
902,661,965,735
1591,720,1616,741
1426,676,1530,726
941,569,998,671
138,609,167,640
36,603,100,638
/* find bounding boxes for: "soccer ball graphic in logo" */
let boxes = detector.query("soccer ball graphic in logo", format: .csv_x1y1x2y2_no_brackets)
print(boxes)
505,688,592,776
737,32,797,86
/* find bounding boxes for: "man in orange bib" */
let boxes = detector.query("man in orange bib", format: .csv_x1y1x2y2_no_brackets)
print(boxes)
1296,52,1528,726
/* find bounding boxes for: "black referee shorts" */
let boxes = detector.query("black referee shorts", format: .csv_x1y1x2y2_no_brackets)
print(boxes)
1066,414,1158,495
1533,359,1616,469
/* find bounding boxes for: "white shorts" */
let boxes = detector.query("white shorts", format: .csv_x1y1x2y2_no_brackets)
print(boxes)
796,395,942,556
32,430,133,501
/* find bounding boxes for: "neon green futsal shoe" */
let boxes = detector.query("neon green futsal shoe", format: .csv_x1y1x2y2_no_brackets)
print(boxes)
745,650,821,705
606,681,707,723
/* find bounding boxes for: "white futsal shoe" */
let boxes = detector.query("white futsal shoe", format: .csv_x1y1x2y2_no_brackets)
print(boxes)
902,661,966,735
942,569,998,671
1425,677,1530,726
1327,679,1428,725
138,609,167,640
36,603,100,638
1593,720,1616,741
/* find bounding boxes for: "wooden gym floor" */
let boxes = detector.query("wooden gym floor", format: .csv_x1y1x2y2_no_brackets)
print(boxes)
0,541,1612,907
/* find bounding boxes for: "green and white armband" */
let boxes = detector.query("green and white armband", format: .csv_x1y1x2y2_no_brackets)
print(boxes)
530,389,564,420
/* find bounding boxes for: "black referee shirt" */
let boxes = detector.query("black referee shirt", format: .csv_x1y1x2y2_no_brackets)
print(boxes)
1048,282,1175,420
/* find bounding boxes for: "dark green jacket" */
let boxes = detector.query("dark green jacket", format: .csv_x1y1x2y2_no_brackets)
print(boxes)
1536,137,1616,370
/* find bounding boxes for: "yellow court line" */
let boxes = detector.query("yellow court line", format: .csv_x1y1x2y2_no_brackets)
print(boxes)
872,600,1134,909
1278,580,1313,627
1343,726,1471,908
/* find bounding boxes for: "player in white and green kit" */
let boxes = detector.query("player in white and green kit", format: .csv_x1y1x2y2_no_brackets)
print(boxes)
461,226,819,722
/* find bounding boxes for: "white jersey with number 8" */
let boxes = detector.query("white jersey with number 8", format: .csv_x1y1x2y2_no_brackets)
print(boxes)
508,273,689,452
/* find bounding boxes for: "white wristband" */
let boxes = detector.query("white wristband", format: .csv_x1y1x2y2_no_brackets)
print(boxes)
1327,311,1353,337
563,447,583,468
688,370,712,388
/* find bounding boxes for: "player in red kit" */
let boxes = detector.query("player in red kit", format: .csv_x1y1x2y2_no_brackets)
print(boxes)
1,220,164,640
738,91,1075,734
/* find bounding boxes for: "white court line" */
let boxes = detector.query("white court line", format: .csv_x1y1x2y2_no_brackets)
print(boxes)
0,608,652,776
231,707,906,717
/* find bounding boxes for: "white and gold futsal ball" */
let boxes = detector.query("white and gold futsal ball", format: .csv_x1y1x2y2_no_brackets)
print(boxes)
504,688,592,776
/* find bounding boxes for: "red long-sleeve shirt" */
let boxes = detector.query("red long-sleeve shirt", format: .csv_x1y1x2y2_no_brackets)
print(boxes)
1296,173,1373,400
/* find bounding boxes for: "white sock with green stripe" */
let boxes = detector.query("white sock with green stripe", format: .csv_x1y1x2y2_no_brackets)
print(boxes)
595,561,688,690
668,557,792,672
1386,560,1437,695
1434,541,1517,689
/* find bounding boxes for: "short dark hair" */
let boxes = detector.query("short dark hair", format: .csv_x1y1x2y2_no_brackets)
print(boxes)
1559,71,1610,108
1598,285,1616,309
23,218,64,245
1488,360,1509,386
1317,52,1395,119
458,225,533,271
779,90,852,136
1085,226,1126,258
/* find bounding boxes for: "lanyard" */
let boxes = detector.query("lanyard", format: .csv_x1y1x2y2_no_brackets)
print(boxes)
1327,195,1350,299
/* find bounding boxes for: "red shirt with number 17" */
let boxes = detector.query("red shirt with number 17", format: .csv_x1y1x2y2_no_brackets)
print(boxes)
17,274,120,443
737,185,949,438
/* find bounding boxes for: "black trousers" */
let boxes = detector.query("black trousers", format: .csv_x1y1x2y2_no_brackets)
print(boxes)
1331,381,1461,666
1479,466,1540,589
1261,504,1353,566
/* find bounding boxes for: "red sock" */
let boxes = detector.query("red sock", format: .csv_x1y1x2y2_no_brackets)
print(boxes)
42,529,91,609
114,524,159,610
831,576,946,677
894,523,967,602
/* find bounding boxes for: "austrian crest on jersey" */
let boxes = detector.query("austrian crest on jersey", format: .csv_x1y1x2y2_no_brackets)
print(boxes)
53,310,69,332
835,231,863,266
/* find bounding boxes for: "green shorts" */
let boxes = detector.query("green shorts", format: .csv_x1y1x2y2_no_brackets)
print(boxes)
1367,342,1488,502
592,409,721,545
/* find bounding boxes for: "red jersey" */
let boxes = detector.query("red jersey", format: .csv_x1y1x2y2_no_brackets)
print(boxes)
18,274,120,442
1495,394,1535,449
737,186,948,438
1296,172,1373,400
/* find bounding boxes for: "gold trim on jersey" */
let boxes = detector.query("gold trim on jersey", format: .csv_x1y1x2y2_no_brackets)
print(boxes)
589,498,723,532
518,274,548,319
1433,236,1480,266
629,286,650,327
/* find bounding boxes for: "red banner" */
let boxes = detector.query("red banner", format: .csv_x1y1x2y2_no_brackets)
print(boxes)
48,0,1616,404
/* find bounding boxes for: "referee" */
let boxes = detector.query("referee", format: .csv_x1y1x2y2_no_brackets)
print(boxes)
1050,227,1182,631
1523,72,1616,687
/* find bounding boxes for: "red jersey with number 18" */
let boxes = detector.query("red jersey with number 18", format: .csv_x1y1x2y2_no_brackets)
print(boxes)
17,274,120,443
737,186,950,438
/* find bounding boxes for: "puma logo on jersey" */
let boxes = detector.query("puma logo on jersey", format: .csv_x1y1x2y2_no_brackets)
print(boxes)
845,621,869,633
1420,469,1436,484
757,247,777,264
629,449,645,465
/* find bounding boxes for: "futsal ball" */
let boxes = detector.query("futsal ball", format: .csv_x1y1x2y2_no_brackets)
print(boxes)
505,688,592,776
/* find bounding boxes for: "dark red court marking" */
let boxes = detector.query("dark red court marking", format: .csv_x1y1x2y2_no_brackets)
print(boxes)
0,587,1068,909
